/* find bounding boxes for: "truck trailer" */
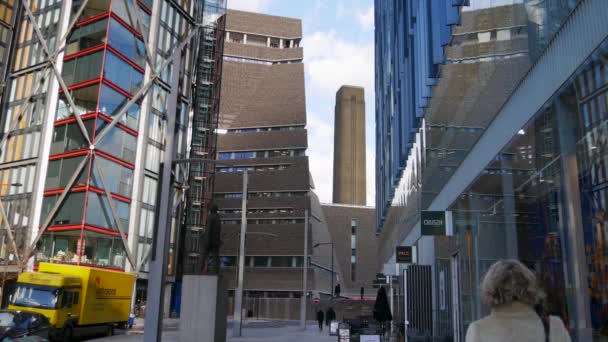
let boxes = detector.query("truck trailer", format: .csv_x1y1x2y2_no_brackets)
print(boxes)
8,263,134,341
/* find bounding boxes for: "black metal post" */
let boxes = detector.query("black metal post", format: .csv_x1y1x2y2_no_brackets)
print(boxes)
331,243,334,298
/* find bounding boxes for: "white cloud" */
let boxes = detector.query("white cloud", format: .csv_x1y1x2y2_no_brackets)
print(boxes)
307,113,335,203
357,6,374,31
304,30,375,205
304,31,375,99
227,0,273,12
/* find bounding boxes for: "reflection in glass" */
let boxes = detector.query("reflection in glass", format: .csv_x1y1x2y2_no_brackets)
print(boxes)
72,0,110,22
98,84,140,129
41,192,85,227
95,120,136,163
108,18,145,67
45,156,88,190
448,38,608,340
66,19,107,55
89,155,133,197
62,51,103,86
50,121,94,155
85,192,130,230
37,231,126,268
10,284,59,309
103,51,143,94
57,84,100,120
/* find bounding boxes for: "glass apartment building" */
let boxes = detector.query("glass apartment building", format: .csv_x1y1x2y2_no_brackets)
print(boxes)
376,0,608,340
0,0,225,306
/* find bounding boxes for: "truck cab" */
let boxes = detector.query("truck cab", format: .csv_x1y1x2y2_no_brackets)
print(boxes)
8,263,134,341
8,272,82,329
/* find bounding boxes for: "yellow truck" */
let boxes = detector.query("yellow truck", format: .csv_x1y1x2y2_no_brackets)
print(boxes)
8,263,134,341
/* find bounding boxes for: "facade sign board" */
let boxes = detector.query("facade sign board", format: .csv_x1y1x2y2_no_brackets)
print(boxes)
421,211,453,236
396,246,413,263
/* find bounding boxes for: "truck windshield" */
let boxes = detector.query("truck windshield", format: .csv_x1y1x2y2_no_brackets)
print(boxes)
11,284,59,309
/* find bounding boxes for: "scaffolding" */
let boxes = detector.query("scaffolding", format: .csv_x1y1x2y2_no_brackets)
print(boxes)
180,0,226,275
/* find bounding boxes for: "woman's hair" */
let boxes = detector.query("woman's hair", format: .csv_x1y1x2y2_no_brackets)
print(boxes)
481,259,545,307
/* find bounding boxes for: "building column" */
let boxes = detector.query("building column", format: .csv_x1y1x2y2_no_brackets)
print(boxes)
126,0,162,275
27,0,73,270
226,31,230,42
500,171,518,259
555,95,593,340
243,33,247,44
266,36,270,47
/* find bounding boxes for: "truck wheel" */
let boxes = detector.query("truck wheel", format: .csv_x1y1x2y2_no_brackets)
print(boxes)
107,324,114,336
62,325,73,342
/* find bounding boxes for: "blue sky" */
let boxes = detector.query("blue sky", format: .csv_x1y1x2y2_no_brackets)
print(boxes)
227,0,376,206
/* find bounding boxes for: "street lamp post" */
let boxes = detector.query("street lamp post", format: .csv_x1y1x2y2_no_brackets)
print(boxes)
313,242,334,298
233,170,248,337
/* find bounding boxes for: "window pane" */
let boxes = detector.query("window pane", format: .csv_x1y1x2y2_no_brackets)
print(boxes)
145,144,162,173
108,18,145,67
81,233,126,268
111,0,137,27
66,19,107,55
95,121,136,163
85,192,130,230
62,51,103,86
57,84,100,120
90,156,133,197
254,256,268,267
43,234,78,262
50,121,94,155
73,0,110,22
103,51,143,94
271,256,291,267
98,84,139,129
45,156,88,190
148,112,165,143
42,192,85,226
142,176,157,205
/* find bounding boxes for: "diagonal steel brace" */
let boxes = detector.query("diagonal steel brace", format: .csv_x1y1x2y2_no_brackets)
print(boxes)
0,200,22,265
23,154,89,266
94,160,136,268
95,24,204,146
0,0,93,153
122,0,156,70
21,0,92,145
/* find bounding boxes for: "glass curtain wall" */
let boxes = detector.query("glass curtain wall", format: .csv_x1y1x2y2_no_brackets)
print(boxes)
449,36,608,342
0,0,60,267
37,0,149,270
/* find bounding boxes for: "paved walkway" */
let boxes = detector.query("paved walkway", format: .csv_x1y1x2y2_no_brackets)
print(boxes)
90,321,336,342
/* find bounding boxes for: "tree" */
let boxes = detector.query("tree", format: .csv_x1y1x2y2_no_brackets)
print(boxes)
373,286,392,324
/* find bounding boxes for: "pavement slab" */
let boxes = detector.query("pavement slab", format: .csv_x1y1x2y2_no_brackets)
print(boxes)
90,322,337,342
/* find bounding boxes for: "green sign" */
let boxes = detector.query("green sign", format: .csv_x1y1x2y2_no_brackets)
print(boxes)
396,246,413,263
421,211,447,236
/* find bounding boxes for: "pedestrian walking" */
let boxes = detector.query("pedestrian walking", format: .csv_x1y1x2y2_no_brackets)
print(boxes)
325,307,336,327
465,259,571,342
334,283,341,298
316,309,325,331
360,286,364,300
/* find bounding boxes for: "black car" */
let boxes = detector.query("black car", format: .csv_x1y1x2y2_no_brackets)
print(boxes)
0,310,50,341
